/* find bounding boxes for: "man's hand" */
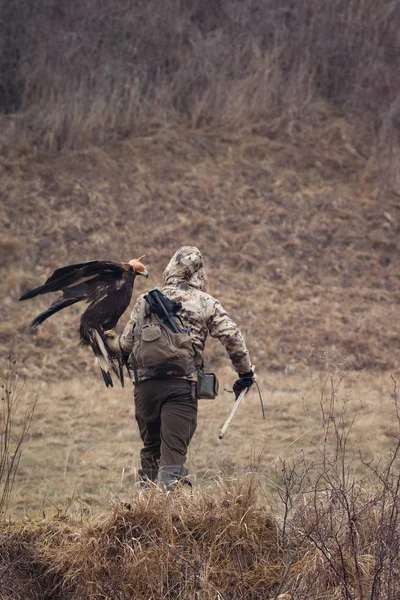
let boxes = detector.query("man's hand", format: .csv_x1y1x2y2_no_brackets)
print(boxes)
232,368,255,400
104,330,122,357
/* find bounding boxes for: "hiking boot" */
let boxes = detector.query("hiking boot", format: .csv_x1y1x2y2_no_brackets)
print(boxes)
157,465,192,490
138,467,158,488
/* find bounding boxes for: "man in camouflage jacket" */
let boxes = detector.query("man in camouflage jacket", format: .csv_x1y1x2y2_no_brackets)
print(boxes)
118,246,254,487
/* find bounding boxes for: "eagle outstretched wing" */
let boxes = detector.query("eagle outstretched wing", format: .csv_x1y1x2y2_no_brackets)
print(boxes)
19,258,148,387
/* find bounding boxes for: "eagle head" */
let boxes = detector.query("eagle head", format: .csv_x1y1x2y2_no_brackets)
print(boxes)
129,256,149,278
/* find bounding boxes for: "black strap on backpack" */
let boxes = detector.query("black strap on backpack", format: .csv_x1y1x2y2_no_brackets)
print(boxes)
144,289,185,333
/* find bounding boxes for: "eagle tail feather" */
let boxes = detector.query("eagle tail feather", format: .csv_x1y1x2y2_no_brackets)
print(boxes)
118,358,125,388
102,368,113,388
93,329,122,387
95,356,114,387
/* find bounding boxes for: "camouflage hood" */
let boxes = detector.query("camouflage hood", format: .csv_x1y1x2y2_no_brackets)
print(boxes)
163,246,208,292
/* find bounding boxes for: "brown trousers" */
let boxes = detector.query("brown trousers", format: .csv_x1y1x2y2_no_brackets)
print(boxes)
134,378,197,476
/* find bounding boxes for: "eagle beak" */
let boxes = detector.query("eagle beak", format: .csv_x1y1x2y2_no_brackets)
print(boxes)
139,269,149,279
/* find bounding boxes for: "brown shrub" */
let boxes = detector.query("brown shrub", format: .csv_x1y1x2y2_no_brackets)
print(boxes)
1,476,283,600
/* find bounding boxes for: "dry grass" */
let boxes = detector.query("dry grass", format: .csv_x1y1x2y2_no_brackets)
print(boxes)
2,117,399,381
2,367,400,599
1,76,399,600
2,101,400,526
0,358,37,515
4,365,399,520
1,478,282,600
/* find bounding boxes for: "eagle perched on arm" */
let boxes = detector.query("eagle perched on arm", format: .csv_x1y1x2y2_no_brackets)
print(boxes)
19,257,149,387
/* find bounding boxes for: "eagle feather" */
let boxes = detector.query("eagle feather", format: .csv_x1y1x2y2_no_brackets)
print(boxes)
19,258,148,387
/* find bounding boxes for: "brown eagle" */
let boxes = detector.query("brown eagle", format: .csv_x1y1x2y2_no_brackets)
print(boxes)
19,258,149,387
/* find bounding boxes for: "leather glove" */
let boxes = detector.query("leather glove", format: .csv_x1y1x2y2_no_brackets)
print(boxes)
233,369,255,400
104,330,122,357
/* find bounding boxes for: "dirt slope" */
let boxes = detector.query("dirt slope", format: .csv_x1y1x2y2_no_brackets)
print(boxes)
1,105,400,381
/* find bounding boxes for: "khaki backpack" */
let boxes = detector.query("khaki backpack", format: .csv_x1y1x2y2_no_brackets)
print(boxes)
130,292,199,379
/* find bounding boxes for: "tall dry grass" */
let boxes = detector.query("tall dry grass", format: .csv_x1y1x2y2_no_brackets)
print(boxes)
1,0,399,152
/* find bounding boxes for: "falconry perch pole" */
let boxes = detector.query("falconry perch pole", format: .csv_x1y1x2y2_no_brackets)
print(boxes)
218,388,248,440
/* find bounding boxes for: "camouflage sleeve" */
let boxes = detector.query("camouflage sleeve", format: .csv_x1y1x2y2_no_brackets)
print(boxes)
119,294,145,354
207,300,252,373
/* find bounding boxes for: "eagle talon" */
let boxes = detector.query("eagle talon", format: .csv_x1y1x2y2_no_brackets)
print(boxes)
104,329,116,338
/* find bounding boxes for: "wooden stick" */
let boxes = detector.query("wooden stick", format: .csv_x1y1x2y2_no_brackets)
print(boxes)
218,389,247,440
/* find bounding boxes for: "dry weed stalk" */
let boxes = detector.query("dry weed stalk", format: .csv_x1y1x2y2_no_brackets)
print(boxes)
272,358,400,599
0,357,37,516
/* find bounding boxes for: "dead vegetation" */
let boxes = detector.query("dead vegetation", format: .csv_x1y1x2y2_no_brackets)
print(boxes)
2,115,399,380
0,0,399,153
1,479,282,600
1,2,400,597
1,0,399,378
0,357,37,515
1,367,400,599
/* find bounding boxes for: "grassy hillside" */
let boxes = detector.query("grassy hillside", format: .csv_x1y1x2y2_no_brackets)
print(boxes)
1,0,399,377
2,106,399,380
1,0,399,152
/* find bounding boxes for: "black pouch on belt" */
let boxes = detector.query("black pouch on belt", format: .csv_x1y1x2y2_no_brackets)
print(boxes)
197,372,219,399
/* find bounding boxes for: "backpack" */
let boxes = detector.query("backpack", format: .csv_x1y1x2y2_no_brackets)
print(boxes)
130,289,199,379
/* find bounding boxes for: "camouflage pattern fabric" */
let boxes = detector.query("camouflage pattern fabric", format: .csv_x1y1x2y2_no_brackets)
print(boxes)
120,246,252,381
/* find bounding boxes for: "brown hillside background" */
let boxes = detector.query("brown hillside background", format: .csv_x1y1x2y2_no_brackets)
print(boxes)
0,0,400,516
2,110,400,377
